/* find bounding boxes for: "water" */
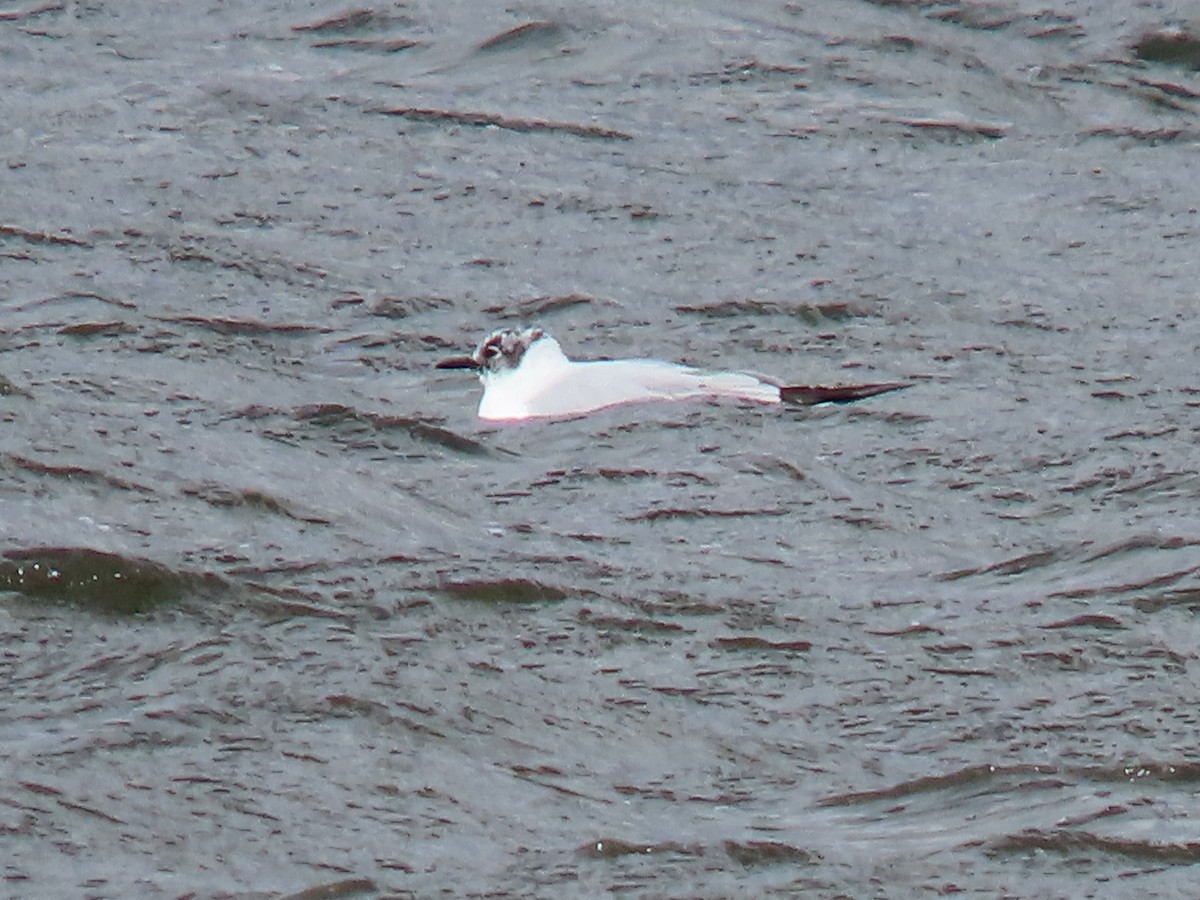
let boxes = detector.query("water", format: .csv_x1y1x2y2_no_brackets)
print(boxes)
3,1,1200,896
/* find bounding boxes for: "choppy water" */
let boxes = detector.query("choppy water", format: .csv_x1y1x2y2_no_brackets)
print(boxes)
3,1,1200,896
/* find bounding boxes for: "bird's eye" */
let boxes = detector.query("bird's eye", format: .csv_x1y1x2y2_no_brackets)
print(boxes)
483,340,502,359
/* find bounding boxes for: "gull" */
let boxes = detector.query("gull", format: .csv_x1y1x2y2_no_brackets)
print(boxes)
436,327,909,422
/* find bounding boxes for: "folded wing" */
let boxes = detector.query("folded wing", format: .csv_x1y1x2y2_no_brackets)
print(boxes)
519,360,780,419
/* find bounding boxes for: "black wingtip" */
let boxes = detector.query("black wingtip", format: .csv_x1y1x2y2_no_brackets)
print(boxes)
780,382,911,406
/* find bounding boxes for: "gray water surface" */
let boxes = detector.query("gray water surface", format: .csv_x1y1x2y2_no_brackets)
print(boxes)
3,1,1200,897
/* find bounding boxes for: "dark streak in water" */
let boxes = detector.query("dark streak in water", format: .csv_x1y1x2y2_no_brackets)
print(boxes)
291,8,389,33
938,549,1060,580
369,295,454,318
237,403,495,456
243,582,353,620
483,292,600,319
367,413,497,456
372,106,634,141
710,635,811,651
578,608,688,634
477,20,564,53
180,483,329,523
821,762,1200,813
1133,30,1200,70
510,763,610,803
0,547,223,615
578,838,701,859
816,764,1067,808
865,623,942,637
724,840,816,867
1134,586,1200,613
991,830,1200,863
673,298,873,321
627,506,790,522
310,37,420,53
148,315,329,336
6,454,154,493
438,577,571,604
0,223,90,247
1040,613,1125,630
58,320,137,336
278,876,379,900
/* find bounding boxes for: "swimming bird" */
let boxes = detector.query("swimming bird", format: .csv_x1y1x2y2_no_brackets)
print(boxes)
436,327,909,422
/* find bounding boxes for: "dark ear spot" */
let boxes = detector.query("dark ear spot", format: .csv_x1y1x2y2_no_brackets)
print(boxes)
482,337,503,359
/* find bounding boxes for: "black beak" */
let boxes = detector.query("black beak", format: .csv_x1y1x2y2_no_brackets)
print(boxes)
435,354,478,370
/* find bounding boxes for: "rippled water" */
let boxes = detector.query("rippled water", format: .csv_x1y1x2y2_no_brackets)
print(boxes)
4,1,1200,896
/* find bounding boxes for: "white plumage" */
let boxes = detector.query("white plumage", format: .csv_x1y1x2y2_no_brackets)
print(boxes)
436,327,908,422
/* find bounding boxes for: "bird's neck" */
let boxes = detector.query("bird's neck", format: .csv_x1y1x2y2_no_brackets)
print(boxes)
483,336,570,387
478,336,571,419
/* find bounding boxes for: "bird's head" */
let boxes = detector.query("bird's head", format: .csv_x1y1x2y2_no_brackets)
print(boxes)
435,327,548,377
